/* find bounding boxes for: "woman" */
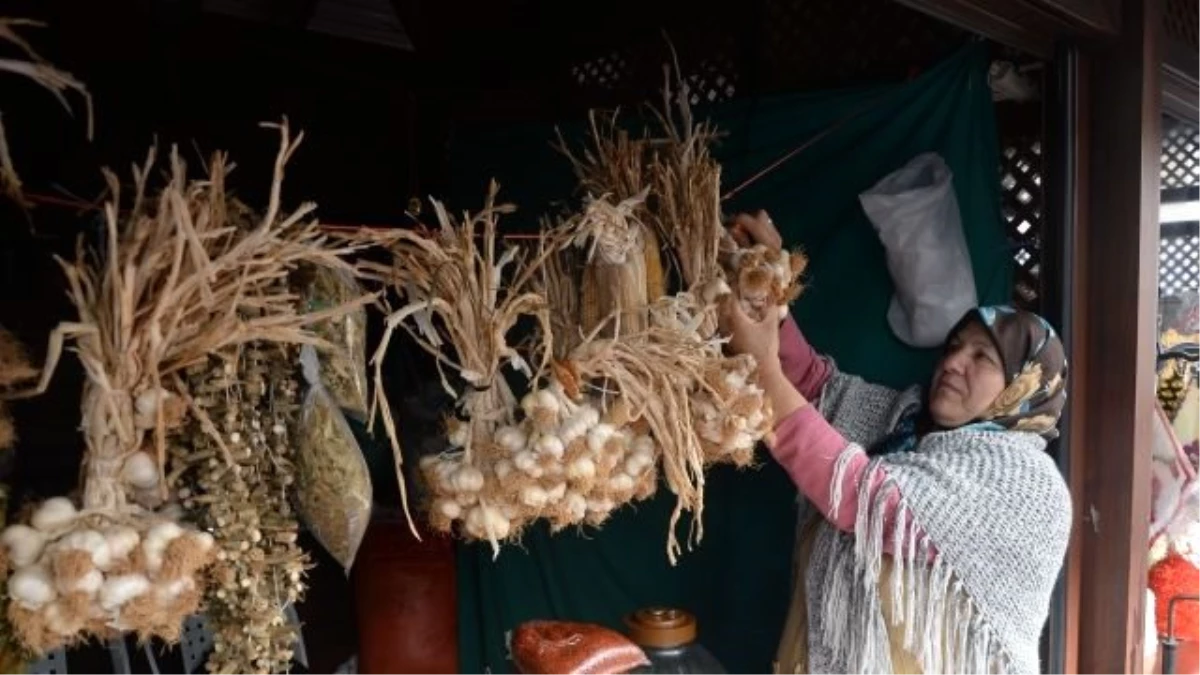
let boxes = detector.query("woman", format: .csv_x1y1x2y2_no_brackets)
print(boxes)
723,212,1072,675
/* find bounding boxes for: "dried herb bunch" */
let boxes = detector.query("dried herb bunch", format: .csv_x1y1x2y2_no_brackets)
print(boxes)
355,182,562,541
1,121,369,653
172,345,307,675
0,19,91,203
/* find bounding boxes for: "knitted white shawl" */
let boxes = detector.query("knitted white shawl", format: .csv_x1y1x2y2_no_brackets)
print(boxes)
801,372,1072,674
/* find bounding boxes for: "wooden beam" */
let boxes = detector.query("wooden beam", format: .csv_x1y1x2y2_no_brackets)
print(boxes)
1073,0,1163,671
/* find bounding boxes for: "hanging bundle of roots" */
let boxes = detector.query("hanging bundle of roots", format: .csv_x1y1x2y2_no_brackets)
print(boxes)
1,121,369,654
171,345,308,674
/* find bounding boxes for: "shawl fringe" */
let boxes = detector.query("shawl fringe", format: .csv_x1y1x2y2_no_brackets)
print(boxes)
813,448,1017,675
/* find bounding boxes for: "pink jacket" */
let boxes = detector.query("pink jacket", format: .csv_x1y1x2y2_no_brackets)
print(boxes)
770,317,922,551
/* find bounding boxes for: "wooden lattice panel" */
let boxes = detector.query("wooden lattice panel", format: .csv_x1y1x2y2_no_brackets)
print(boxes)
760,0,965,92
1166,0,1199,49
1162,119,1200,190
1001,137,1044,310
1160,228,1200,297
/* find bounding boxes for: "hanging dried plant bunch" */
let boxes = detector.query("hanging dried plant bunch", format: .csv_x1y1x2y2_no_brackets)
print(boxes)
354,182,565,541
0,121,370,653
171,344,307,675
0,19,91,203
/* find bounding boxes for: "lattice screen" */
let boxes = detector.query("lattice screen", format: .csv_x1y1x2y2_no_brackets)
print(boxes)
1162,120,1200,189
1165,0,1199,49
570,51,627,90
1160,229,1200,296
1001,137,1044,310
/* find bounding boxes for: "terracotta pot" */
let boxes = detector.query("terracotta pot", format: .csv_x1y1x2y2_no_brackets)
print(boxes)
353,518,458,673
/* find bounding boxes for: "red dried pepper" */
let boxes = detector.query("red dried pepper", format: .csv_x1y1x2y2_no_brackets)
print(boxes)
511,620,650,674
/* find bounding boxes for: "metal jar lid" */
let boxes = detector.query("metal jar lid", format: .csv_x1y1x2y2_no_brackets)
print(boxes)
623,607,697,648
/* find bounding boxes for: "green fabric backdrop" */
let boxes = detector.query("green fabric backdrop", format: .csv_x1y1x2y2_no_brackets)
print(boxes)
443,42,1008,673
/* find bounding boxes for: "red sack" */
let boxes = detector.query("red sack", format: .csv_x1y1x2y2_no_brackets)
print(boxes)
511,620,649,674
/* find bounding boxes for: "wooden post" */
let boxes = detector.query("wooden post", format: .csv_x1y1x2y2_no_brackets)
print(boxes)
1073,0,1163,671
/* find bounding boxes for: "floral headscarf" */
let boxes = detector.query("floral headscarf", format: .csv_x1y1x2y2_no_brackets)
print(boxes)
870,305,1068,456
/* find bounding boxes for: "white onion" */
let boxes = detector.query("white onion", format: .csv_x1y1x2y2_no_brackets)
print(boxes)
2,525,46,567
121,451,160,490
31,497,77,532
8,565,55,608
534,435,565,460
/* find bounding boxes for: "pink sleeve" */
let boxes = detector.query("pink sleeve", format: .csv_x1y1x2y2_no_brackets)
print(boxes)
771,406,928,555
778,316,832,400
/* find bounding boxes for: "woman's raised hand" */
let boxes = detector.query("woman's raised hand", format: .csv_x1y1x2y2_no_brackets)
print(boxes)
729,210,783,251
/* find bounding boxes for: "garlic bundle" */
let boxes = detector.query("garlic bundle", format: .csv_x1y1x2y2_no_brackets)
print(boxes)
422,384,658,555
693,354,772,466
1,498,213,654
725,244,807,322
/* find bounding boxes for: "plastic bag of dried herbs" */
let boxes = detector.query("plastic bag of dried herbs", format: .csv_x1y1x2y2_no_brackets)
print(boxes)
295,345,373,571
301,265,370,420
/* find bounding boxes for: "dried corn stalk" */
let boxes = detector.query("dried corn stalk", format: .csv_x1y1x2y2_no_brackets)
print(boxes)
172,345,307,675
0,19,91,203
573,191,650,337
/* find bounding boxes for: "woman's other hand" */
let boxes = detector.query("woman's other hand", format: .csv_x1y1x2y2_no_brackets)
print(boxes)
720,295,806,421
729,210,783,250
719,294,782,375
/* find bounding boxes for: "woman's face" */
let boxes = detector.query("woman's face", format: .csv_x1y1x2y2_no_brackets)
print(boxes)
929,320,1008,428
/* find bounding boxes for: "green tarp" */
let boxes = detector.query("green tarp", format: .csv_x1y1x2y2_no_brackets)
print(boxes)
445,42,1009,673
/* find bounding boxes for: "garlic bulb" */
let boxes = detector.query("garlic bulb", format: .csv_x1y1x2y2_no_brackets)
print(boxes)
2,525,46,567
103,527,141,561
451,466,485,493
513,451,539,476
494,459,513,481
435,499,462,520
494,426,527,453
8,565,56,608
57,569,103,596
465,505,510,540
58,530,112,569
31,498,77,532
610,474,635,493
547,482,567,502
99,574,150,611
121,451,160,490
587,424,615,453
564,492,587,521
520,486,548,508
534,434,565,460
566,457,596,481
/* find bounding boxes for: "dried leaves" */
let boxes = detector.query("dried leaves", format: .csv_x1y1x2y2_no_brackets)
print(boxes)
0,19,91,203
16,121,372,511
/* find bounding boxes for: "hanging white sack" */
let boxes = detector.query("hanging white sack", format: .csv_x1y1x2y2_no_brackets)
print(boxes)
859,152,979,347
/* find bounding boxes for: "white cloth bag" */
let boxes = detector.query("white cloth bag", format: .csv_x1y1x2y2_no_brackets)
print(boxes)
859,152,978,347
